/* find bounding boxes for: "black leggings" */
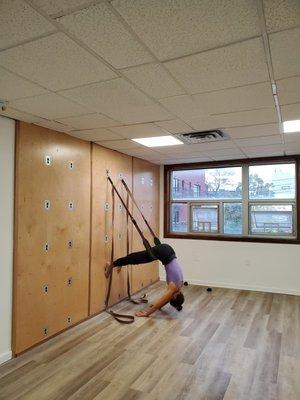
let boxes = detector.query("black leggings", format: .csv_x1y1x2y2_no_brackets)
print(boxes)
114,250,154,267
113,243,176,267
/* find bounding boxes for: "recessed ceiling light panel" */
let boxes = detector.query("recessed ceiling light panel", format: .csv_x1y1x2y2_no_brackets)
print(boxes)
132,135,183,147
283,120,300,133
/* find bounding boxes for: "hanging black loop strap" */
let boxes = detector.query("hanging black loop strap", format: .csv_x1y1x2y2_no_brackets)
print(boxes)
121,178,160,245
107,176,155,256
125,189,148,305
105,185,134,324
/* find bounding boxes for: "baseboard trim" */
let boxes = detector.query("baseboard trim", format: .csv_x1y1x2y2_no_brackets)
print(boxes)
0,350,12,365
160,277,300,296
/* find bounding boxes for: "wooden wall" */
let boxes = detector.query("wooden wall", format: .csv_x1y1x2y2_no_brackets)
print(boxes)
13,124,160,354
90,144,133,314
13,122,91,354
131,158,160,293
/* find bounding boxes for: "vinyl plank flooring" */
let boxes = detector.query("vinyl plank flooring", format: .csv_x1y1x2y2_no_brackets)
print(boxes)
0,282,299,400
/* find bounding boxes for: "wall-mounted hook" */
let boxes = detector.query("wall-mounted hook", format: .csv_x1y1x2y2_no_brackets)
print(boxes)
43,284,49,293
44,200,51,210
44,155,51,166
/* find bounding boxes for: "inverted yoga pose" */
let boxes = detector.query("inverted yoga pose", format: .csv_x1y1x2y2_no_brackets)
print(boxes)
106,243,185,317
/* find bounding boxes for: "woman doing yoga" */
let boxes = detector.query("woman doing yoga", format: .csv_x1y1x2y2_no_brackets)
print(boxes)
106,243,185,317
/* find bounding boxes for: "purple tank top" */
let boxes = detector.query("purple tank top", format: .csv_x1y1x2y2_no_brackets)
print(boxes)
164,258,183,288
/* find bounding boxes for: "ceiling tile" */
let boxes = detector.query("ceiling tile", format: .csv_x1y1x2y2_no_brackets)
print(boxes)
263,0,300,33
162,156,213,164
10,93,89,119
114,104,173,124
203,147,244,157
285,149,300,155
269,27,300,79
0,107,42,123
0,0,55,50
56,113,120,129
211,154,246,161
192,82,274,114
60,78,172,123
120,148,162,160
243,144,284,157
284,132,300,143
0,32,116,91
155,140,237,156
96,139,142,150
0,67,48,100
236,135,282,148
68,128,121,141
32,0,95,16
35,119,73,132
154,119,193,134
164,38,269,93
213,108,278,127
109,123,169,139
122,63,185,99
159,95,206,121
224,123,280,139
281,103,300,121
112,0,260,61
186,108,278,131
57,2,153,69
277,76,300,105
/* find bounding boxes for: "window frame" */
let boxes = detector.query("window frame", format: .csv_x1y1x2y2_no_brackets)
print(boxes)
164,155,300,244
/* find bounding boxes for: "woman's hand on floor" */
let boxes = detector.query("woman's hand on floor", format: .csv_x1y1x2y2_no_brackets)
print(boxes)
135,308,151,317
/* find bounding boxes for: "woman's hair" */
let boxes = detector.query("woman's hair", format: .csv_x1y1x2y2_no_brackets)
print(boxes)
170,292,185,311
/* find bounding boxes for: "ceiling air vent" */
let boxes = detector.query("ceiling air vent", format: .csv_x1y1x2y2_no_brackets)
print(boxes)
175,130,229,144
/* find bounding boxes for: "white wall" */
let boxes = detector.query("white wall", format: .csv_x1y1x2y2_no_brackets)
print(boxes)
159,166,300,295
0,116,15,364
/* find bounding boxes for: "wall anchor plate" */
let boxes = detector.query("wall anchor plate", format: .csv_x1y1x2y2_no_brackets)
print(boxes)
44,200,51,210
44,155,51,166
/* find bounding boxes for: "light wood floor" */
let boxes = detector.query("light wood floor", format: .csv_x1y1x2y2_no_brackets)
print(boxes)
0,282,299,400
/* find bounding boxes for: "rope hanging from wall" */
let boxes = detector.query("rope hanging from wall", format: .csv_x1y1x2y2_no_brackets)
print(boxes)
104,173,160,324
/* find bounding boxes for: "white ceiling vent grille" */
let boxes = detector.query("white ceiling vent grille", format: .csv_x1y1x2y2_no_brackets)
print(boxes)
175,130,229,144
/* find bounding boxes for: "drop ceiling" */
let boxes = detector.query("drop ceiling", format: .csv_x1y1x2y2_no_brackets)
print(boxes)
0,0,299,164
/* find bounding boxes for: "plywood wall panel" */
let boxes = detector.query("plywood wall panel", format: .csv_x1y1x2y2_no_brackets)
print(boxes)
14,126,160,353
13,122,91,354
90,144,133,315
131,158,160,293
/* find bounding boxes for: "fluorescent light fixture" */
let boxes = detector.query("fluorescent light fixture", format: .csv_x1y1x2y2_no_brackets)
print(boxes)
283,120,300,133
132,135,183,147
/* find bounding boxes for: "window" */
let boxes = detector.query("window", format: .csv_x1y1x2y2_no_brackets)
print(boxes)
249,205,294,236
191,204,219,233
165,157,299,243
171,167,242,200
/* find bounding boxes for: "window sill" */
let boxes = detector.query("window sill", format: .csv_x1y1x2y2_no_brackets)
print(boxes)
164,232,299,245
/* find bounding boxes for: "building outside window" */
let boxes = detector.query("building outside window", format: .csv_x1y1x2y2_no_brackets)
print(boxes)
165,158,298,243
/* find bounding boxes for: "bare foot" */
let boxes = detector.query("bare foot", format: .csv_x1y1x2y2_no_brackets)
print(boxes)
105,262,113,278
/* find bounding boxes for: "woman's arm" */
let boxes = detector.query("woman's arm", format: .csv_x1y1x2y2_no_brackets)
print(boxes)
135,283,177,317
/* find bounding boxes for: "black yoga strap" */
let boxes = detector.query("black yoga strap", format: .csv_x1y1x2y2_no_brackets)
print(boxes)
105,186,135,324
107,175,155,256
125,190,148,305
121,178,160,244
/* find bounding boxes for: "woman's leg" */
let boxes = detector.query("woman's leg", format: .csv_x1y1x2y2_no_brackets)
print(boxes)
114,249,156,267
